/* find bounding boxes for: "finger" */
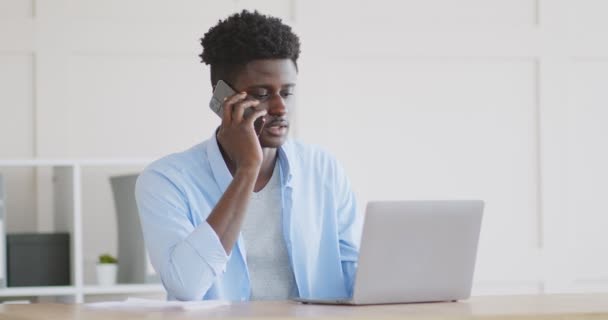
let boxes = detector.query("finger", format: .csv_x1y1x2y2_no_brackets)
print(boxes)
232,99,260,123
222,92,247,126
221,97,233,127
224,91,247,106
255,117,266,137
245,109,268,126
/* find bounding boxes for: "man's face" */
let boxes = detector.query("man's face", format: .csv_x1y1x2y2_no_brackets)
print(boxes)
232,59,297,148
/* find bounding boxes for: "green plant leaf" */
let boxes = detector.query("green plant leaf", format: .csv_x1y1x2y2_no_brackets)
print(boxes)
98,253,118,264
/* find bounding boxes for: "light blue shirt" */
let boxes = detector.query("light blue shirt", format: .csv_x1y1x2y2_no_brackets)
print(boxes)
135,132,362,301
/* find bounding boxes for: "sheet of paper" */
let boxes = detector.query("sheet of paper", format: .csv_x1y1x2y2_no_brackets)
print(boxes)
86,297,230,311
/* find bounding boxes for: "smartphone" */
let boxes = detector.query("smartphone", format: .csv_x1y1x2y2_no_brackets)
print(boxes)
209,80,256,119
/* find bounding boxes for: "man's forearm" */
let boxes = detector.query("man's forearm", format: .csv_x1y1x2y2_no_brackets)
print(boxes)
206,166,259,254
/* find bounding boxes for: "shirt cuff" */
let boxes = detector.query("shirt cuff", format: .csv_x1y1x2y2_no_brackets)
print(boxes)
184,221,230,275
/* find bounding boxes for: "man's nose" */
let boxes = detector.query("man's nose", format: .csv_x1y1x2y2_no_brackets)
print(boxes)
267,94,287,116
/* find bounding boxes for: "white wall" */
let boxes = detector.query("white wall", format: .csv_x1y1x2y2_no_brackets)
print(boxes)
1,0,607,294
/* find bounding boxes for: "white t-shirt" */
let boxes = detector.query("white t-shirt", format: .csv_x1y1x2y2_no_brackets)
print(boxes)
241,161,297,300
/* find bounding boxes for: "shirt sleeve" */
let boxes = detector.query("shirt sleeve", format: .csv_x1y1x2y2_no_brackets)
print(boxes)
333,160,362,297
135,168,229,301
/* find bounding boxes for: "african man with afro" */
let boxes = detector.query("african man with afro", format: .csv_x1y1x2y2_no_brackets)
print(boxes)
136,10,361,302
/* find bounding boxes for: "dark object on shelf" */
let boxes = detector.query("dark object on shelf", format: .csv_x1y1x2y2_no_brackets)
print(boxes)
6,233,71,287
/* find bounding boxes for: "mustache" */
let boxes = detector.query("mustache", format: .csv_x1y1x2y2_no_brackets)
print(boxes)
265,118,289,127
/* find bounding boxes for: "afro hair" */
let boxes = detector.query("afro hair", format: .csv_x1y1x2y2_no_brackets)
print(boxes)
200,10,301,86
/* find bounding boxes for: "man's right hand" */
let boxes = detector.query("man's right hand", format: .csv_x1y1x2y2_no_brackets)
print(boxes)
216,92,267,172
208,92,268,254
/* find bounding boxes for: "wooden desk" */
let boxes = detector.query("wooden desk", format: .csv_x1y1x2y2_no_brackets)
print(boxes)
1,293,608,319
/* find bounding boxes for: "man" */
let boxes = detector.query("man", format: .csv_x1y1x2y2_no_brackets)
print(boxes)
135,10,361,301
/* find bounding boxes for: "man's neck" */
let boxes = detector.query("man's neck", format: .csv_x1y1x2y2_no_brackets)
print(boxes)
254,148,278,192
219,144,278,192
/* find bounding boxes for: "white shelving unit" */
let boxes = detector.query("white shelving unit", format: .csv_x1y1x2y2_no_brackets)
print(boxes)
0,284,166,299
0,159,165,303
0,286,77,297
82,284,165,295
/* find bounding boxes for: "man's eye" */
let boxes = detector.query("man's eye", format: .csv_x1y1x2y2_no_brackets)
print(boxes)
252,93,269,99
281,91,294,98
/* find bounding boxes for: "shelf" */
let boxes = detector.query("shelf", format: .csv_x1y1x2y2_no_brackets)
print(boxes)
0,286,77,297
82,284,165,295
0,158,161,302
0,158,156,167
0,284,165,297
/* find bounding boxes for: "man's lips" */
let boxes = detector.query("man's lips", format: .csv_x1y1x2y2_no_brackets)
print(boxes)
266,119,288,127
263,120,289,136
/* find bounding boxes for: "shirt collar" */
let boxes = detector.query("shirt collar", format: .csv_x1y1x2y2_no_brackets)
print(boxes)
277,139,294,187
206,131,233,193
206,130,294,193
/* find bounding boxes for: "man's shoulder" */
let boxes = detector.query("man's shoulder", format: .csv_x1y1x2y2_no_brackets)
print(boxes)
284,139,340,169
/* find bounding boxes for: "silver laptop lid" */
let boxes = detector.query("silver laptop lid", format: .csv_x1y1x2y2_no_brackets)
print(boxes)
352,200,484,304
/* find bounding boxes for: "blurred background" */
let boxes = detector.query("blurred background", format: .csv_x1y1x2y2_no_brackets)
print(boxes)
0,0,607,303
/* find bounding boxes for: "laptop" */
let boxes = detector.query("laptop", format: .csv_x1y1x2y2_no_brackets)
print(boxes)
294,200,484,305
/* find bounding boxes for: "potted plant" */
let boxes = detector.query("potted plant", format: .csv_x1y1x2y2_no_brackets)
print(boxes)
96,253,118,286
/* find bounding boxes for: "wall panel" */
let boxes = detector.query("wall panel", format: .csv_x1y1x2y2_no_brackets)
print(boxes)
304,0,537,31
67,55,215,157
68,0,291,22
0,0,33,19
298,58,540,286
567,0,608,30
0,54,36,232
566,60,608,285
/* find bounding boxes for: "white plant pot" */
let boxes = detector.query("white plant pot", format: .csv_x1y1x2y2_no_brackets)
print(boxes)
96,263,118,286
